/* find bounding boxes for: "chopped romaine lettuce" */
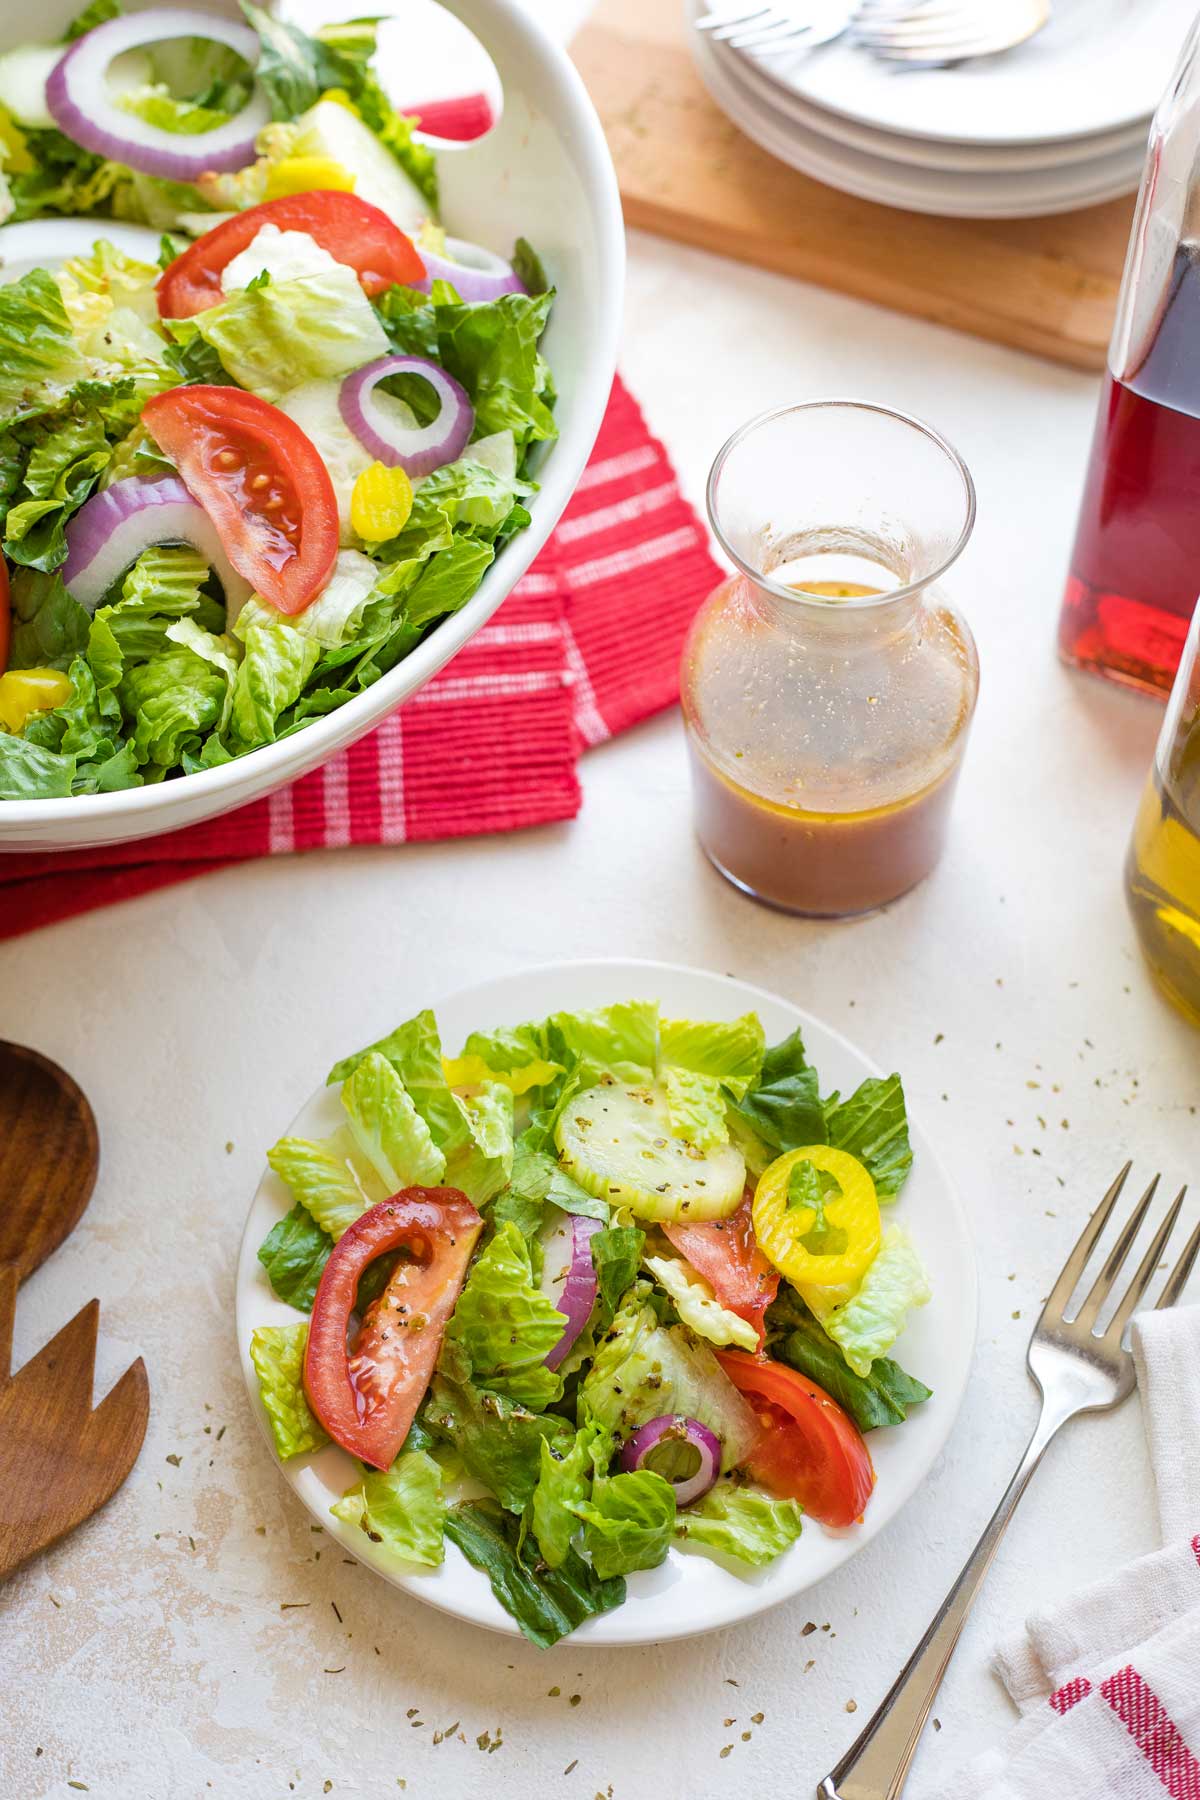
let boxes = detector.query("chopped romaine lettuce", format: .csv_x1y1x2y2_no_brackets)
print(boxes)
529,1425,600,1569
444,1500,625,1649
341,1049,447,1192
249,1322,328,1459
267,1129,383,1243
767,1289,931,1431
183,263,388,399
824,1073,913,1199
256,1201,333,1310
0,269,86,429
823,1226,932,1377
659,1012,765,1097
662,1065,729,1152
331,1450,446,1567
675,1481,804,1566
442,1221,565,1410
571,1466,676,1579
589,1223,645,1320
580,1286,761,1471
423,1374,573,1513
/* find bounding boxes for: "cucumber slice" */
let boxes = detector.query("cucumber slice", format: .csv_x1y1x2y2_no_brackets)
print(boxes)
555,1080,745,1222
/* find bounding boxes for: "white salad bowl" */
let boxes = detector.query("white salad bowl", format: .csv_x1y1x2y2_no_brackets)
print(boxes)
0,0,624,851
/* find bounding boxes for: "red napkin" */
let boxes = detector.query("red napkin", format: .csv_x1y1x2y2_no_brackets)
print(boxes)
0,378,721,941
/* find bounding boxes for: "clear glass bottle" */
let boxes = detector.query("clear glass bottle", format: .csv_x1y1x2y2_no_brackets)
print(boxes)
1060,18,1200,695
680,400,979,918
1125,597,1200,1026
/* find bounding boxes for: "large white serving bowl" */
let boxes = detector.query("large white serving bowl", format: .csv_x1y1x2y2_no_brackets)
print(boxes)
0,0,624,851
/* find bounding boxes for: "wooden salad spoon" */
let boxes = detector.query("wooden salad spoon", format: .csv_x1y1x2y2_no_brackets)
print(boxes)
0,1041,150,1581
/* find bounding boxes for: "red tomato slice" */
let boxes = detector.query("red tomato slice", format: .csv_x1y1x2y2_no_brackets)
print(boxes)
0,558,10,676
714,1349,875,1528
156,191,426,320
305,1188,483,1471
142,386,338,616
663,1196,779,1345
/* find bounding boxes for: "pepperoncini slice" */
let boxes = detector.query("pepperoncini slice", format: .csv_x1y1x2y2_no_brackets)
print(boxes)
0,668,72,734
351,461,413,543
751,1144,881,1290
264,156,356,201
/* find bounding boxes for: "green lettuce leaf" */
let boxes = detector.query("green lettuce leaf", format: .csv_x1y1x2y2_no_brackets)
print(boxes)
444,1500,625,1649
226,622,320,751
0,269,85,428
589,1223,645,1319
266,1130,383,1243
249,1322,329,1459
730,1027,827,1158
459,1019,552,1075
423,1375,573,1513
256,1201,333,1311
330,1450,445,1567
7,567,90,670
824,1226,932,1377
185,264,389,399
660,1012,765,1097
0,732,74,798
571,1466,676,1579
2,413,110,571
328,1009,469,1158
341,1049,447,1191
505,1143,609,1224
675,1481,804,1566
581,1286,760,1471
824,1073,913,1199
119,643,226,769
529,1426,599,1570
451,1081,515,1207
442,1221,565,1410
767,1290,931,1432
662,1065,729,1153
546,999,659,1079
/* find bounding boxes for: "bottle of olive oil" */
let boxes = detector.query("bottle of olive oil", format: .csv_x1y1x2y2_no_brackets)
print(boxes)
1125,609,1200,1025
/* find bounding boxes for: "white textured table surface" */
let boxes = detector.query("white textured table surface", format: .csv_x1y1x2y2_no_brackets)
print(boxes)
3,231,1198,1800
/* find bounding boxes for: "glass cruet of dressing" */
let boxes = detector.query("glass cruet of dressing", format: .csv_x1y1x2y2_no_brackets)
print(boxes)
680,400,980,917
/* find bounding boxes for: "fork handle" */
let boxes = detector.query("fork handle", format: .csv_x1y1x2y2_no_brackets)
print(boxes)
816,1397,1074,1800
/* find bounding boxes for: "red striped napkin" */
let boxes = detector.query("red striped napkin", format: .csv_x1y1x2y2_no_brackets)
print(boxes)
0,378,721,941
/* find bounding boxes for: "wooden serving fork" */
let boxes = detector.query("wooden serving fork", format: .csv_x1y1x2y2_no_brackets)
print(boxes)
0,1042,150,1581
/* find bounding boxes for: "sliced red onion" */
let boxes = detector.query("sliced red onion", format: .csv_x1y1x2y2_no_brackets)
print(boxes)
619,1415,722,1507
543,1214,603,1372
45,9,270,183
63,476,254,620
414,237,526,304
339,355,474,478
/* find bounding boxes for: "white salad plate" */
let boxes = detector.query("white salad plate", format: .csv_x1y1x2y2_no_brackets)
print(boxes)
236,959,978,1647
0,0,624,852
691,26,1146,219
747,0,1193,149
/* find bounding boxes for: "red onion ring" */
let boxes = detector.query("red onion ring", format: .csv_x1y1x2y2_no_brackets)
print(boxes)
45,8,270,182
545,1214,603,1372
63,476,254,619
338,355,475,478
619,1415,722,1507
414,237,526,304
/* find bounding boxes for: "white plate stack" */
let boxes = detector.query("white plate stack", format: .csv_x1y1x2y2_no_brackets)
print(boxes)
688,0,1195,218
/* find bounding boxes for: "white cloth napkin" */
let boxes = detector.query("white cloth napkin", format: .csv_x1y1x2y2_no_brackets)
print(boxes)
925,1306,1200,1800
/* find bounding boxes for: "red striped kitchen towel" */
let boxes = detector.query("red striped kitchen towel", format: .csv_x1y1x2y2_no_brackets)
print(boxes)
0,377,722,941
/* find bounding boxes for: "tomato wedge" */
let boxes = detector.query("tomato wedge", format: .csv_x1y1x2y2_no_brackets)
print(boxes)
715,1349,875,1528
0,558,10,677
142,386,338,616
156,191,426,320
305,1189,483,1471
664,1195,779,1346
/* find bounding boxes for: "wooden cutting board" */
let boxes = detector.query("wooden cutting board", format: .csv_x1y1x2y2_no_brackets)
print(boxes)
570,0,1136,370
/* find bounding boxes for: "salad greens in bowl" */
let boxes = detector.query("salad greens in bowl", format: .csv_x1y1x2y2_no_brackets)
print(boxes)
237,962,976,1648
0,0,623,849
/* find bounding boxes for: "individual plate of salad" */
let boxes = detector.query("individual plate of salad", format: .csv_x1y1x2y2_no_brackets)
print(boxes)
237,961,976,1647
0,2,555,800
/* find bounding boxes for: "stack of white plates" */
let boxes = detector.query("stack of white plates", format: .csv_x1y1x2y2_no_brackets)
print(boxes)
687,0,1195,218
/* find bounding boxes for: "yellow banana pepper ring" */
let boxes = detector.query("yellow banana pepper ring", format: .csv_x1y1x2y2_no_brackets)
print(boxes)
0,668,72,735
751,1144,881,1289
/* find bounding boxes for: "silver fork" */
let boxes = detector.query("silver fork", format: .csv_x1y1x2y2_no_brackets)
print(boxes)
818,1163,1198,1800
852,0,1051,63
693,0,853,53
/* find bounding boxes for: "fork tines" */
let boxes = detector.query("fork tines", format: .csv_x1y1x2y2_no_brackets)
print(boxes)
1042,1163,1197,1348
